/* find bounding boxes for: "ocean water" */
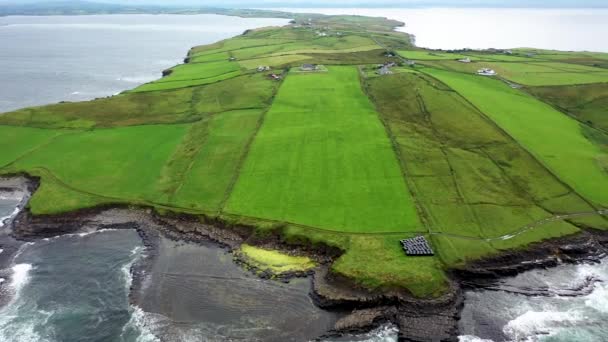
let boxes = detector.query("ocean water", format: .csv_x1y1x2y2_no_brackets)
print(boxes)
274,8,608,52
0,14,289,113
0,229,147,342
459,260,608,342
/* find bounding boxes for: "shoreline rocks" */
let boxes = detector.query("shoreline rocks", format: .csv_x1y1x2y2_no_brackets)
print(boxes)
4,177,608,341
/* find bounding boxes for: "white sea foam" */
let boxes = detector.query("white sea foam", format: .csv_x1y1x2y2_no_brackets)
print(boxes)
458,336,494,342
9,264,33,295
584,283,608,313
0,207,21,228
503,309,584,341
117,76,157,84
11,242,34,261
119,245,161,342
40,228,120,241
121,306,162,342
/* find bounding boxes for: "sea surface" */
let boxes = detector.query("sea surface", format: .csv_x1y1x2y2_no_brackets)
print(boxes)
459,260,608,342
0,14,289,113
274,8,608,52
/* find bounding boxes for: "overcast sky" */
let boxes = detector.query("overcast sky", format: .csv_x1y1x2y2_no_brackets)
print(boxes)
2,0,607,8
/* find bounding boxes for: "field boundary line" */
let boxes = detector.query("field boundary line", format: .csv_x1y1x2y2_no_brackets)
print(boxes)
358,66,433,234
419,68,607,215
432,210,608,242
215,74,285,214
1,130,77,170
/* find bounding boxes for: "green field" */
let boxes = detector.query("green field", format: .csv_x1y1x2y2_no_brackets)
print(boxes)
226,66,421,233
6,124,188,203
398,50,467,60
424,68,608,206
363,71,589,266
3,14,608,299
526,83,608,131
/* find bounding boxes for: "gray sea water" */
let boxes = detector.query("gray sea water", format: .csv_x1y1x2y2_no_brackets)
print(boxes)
0,14,289,113
275,8,608,52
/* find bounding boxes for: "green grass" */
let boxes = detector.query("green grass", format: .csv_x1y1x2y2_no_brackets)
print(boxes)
282,226,449,297
5,17,607,299
0,87,198,128
398,50,468,60
239,244,316,273
171,109,265,211
0,126,62,167
4,125,189,211
238,54,311,69
226,66,421,233
526,83,608,131
487,62,608,86
424,68,608,207
133,61,243,92
363,72,588,262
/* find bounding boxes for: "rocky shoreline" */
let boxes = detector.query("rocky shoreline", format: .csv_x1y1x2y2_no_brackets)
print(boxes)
3,177,608,341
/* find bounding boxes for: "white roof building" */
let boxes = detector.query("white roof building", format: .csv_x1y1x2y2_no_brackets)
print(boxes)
477,68,497,76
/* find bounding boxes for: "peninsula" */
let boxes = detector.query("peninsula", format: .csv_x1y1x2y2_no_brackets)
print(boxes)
1,9,608,340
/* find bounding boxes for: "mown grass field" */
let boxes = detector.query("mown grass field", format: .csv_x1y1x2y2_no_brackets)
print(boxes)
226,66,421,233
3,15,608,298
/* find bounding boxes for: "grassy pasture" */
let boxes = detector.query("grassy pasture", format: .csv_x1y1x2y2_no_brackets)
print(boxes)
0,126,62,167
171,109,265,211
462,53,535,62
238,54,311,69
189,51,231,63
398,50,468,60
424,68,608,206
483,62,608,86
192,73,279,114
0,87,198,128
526,83,608,131
159,61,241,82
226,66,421,233
282,226,449,297
363,72,588,267
4,125,188,211
132,71,242,92
133,61,242,92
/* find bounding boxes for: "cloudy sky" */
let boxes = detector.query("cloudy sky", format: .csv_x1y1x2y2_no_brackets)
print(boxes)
1,0,606,7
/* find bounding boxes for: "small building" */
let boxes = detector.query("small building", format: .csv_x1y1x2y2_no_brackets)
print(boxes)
228,57,237,62
458,57,472,63
400,236,434,256
505,50,513,55
477,68,497,76
406,60,416,66
268,73,282,81
377,65,393,75
301,64,318,71
257,66,271,72
526,53,536,58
